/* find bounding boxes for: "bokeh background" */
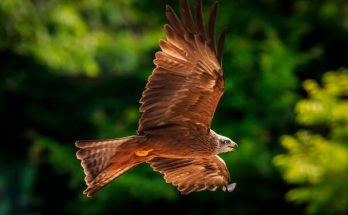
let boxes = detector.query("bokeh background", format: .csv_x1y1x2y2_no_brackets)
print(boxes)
1,0,348,214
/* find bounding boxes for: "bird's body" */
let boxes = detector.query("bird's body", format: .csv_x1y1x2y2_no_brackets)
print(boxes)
76,0,238,197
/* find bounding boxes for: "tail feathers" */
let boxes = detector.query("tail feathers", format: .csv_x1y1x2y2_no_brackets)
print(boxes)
83,164,134,197
75,136,147,196
77,148,111,182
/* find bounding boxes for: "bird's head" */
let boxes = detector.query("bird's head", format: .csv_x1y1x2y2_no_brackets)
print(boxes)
212,131,238,154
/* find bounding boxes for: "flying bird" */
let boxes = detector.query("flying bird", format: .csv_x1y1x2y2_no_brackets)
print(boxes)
76,0,238,196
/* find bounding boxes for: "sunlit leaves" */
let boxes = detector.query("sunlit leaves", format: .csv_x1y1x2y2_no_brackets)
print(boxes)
274,70,348,214
296,71,348,126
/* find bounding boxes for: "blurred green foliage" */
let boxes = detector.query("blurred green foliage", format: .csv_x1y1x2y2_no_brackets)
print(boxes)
0,0,162,76
1,0,348,214
274,70,348,214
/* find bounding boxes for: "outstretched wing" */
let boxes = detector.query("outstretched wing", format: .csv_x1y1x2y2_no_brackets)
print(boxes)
138,0,227,134
148,155,236,194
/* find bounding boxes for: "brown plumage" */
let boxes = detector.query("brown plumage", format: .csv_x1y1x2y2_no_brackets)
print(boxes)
76,0,238,197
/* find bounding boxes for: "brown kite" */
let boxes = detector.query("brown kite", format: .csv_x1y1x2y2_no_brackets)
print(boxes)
76,0,238,196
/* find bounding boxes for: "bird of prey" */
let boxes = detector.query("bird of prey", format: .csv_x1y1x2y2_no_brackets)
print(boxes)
76,0,238,197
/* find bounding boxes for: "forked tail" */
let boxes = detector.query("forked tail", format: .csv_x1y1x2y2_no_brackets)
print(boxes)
75,135,149,196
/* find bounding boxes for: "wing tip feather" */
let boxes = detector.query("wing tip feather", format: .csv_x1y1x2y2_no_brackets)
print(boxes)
217,27,228,64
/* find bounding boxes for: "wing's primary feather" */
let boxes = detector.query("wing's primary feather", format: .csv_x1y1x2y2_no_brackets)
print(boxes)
195,0,206,39
138,0,227,135
180,0,196,34
217,27,228,64
166,5,186,35
208,2,218,55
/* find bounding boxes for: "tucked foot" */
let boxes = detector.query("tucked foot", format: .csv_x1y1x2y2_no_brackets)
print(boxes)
227,183,237,192
135,149,154,157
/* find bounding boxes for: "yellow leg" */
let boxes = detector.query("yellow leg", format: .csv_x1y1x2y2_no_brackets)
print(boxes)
135,149,154,157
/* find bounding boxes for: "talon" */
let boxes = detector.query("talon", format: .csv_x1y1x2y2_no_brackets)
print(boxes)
135,149,154,157
227,182,237,192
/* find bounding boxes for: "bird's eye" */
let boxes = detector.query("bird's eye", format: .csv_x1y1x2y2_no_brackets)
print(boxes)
223,140,230,145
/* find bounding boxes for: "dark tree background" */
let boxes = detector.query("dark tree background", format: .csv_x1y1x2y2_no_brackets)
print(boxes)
1,0,348,214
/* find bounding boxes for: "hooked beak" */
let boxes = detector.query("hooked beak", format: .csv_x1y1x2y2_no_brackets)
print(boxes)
229,141,238,151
